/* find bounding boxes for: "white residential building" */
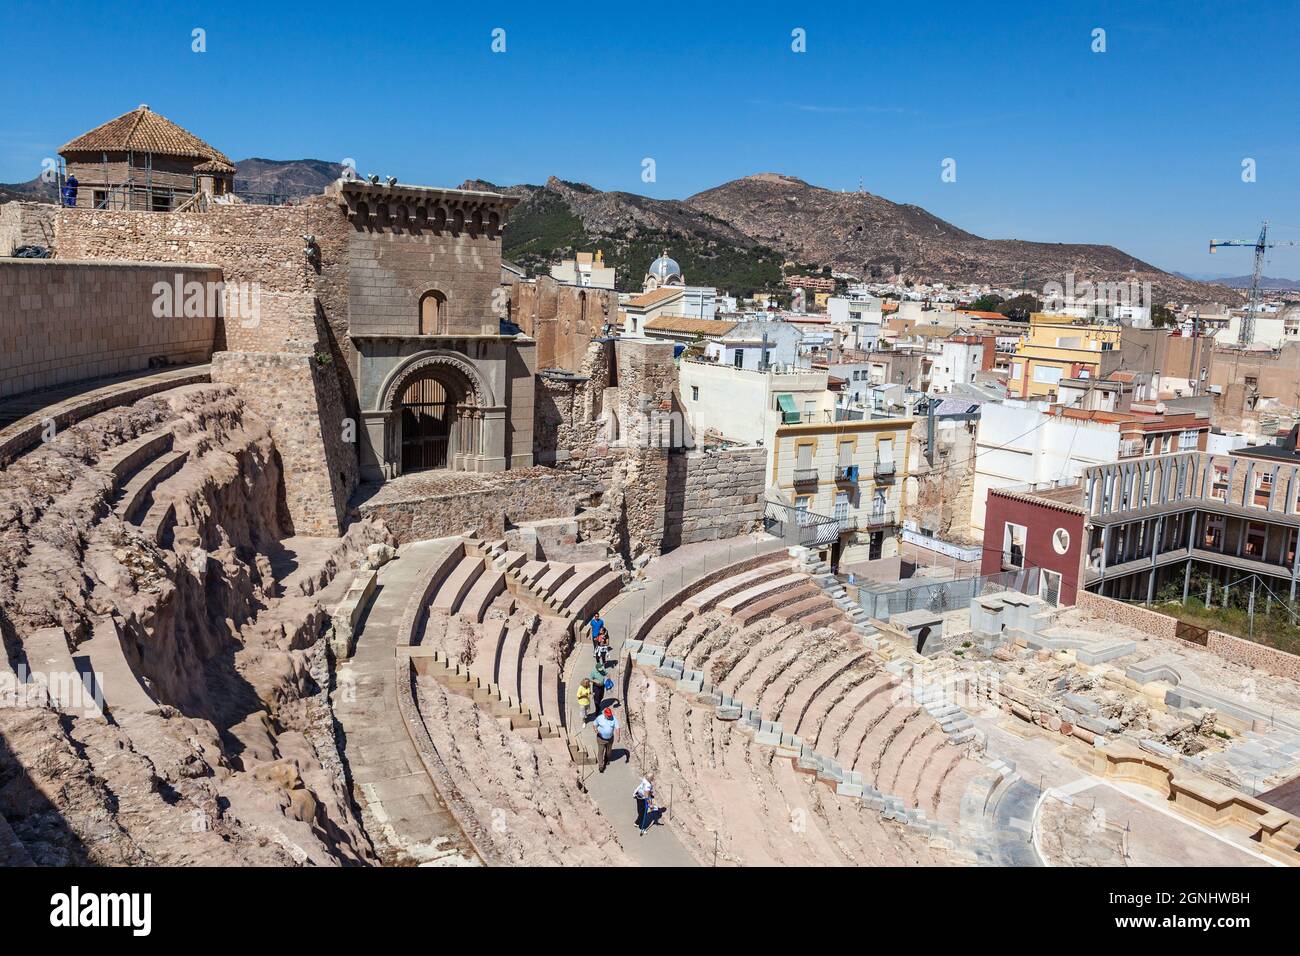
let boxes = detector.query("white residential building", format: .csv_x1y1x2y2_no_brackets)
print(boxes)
550,251,616,290
930,335,986,393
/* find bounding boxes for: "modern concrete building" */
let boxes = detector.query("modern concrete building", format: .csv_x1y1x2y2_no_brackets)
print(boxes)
702,320,802,370
970,399,1211,534
983,427,1300,610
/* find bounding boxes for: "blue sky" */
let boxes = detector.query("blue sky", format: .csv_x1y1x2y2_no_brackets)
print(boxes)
3,0,1298,276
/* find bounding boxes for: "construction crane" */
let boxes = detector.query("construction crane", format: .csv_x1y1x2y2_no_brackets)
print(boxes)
1209,220,1300,346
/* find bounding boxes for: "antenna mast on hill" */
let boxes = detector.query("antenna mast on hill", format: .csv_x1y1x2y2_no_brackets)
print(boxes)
1209,220,1300,346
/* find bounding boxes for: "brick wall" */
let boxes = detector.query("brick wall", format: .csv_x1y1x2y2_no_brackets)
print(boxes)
0,259,218,399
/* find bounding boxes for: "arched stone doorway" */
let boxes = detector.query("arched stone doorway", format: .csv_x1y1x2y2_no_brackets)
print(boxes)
363,349,507,479
397,371,471,471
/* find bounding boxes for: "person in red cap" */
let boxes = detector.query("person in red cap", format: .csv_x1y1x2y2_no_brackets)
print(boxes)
592,706,620,773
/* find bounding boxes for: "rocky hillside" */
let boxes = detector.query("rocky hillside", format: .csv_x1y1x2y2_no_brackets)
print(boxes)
467,177,786,297
476,171,1234,303
688,174,1226,301
232,158,350,200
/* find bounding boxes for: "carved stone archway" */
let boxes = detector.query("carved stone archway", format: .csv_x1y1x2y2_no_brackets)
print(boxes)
362,349,506,480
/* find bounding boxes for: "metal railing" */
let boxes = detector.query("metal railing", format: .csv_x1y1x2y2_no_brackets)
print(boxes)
874,460,896,478
855,565,1042,623
792,467,818,484
764,499,839,547
855,508,895,529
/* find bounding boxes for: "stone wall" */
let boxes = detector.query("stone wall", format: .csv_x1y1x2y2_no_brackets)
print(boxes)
534,342,612,465
355,469,602,545
53,199,360,526
1075,590,1300,681
0,202,57,255
1206,630,1300,682
211,347,357,535
1074,591,1181,639
53,199,347,357
345,221,503,338
665,446,766,546
0,259,218,399
510,276,617,372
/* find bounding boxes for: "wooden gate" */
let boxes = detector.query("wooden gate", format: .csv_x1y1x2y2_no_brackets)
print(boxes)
399,374,452,472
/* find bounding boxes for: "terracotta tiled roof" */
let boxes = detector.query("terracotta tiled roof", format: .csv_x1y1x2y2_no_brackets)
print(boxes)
626,287,684,309
61,105,234,168
643,316,737,336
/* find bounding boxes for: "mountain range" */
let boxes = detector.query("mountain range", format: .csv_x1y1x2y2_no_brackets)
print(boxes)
1175,272,1300,292
2,159,1240,303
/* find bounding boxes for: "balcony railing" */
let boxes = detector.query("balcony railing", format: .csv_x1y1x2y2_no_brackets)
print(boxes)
793,467,818,484
874,460,896,479
1118,439,1144,458
764,499,839,547
856,508,895,529
835,464,860,482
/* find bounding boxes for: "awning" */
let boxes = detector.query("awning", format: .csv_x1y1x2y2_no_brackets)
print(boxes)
777,393,800,423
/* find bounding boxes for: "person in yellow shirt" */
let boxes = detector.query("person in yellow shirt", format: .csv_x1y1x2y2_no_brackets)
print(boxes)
576,678,594,721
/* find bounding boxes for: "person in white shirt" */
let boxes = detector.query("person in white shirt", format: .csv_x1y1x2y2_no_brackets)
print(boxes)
634,776,657,836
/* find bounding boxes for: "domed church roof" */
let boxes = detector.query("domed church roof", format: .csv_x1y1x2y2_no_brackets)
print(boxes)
644,250,684,289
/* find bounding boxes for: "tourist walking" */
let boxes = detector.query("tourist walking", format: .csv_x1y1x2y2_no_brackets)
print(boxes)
633,775,657,837
594,630,611,668
593,707,619,773
589,663,607,713
589,611,606,648
576,678,594,722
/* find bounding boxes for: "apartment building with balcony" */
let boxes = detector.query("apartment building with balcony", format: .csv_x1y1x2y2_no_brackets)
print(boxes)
980,426,1300,610
772,415,914,566
1006,313,1122,400
679,356,912,565
971,398,1210,534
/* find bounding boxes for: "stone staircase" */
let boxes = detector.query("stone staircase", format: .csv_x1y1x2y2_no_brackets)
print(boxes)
479,538,624,625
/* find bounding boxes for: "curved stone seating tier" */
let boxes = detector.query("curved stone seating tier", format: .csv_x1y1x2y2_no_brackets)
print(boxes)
115,448,188,525
410,542,576,735
684,564,793,612
620,546,1016,864
714,573,810,616
480,540,625,626
628,671,952,866
413,674,630,866
458,568,506,623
